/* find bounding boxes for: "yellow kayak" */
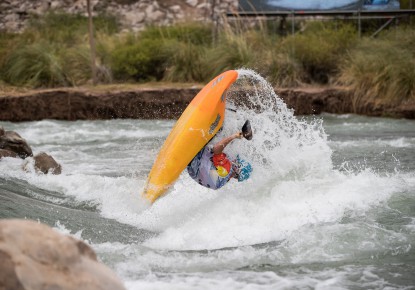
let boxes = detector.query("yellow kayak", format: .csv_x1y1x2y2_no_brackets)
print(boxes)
143,70,239,203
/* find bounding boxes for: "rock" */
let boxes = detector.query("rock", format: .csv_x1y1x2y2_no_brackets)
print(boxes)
0,219,126,290
0,129,33,159
35,2,51,14
0,149,18,159
186,0,199,7
170,5,182,14
50,0,63,9
148,10,165,22
31,152,62,175
125,11,145,24
4,13,19,22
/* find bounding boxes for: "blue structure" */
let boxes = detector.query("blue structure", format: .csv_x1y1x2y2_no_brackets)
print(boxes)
239,0,400,12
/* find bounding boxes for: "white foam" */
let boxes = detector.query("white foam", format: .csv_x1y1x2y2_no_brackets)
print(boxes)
2,70,412,256
329,137,415,149
136,70,408,250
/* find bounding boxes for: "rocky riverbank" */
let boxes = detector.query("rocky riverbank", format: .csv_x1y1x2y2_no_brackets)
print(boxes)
1,86,414,121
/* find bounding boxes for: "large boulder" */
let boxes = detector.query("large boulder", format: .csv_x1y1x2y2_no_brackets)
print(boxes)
0,126,33,159
0,219,126,290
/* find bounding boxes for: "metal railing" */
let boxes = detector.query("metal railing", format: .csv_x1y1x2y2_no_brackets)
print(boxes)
225,9,415,36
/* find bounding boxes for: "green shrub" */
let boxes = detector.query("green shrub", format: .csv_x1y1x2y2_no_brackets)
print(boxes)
2,41,67,87
110,24,213,82
163,41,208,82
61,45,92,86
399,0,414,9
110,37,170,81
27,12,119,45
265,53,306,87
0,32,18,69
0,12,120,87
378,26,415,53
140,23,213,46
281,22,357,84
204,32,256,78
338,38,415,108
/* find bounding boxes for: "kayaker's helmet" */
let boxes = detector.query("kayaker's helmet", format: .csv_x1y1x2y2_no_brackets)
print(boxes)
235,155,252,182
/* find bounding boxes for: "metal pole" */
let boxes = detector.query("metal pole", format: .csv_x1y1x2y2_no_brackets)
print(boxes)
291,10,295,35
358,9,361,38
371,17,395,38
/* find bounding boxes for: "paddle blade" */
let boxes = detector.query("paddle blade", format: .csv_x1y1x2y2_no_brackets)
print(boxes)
242,120,253,140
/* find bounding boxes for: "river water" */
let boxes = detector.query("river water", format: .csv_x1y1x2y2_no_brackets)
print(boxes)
1,70,415,289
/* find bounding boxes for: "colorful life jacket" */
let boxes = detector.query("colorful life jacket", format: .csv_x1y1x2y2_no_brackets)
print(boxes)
212,153,232,177
187,146,234,190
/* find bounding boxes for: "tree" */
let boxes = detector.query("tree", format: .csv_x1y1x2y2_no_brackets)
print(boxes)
87,0,97,85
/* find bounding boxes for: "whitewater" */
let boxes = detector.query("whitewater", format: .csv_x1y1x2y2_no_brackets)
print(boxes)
1,69,415,289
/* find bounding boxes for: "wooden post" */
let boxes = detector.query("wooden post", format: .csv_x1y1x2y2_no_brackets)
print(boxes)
87,0,97,85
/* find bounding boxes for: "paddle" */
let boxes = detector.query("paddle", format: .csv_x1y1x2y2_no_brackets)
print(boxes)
242,120,253,140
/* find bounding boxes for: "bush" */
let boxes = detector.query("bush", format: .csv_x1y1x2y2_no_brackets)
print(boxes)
0,32,18,69
61,45,93,86
110,23,213,82
27,12,119,45
1,11,414,94
163,41,208,83
140,23,213,46
0,12,120,87
110,37,170,81
2,41,67,87
265,53,306,87
203,32,257,78
338,38,415,108
281,22,357,84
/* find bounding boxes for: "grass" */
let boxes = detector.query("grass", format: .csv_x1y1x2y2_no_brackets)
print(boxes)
0,12,414,110
338,36,415,110
280,22,358,84
2,41,67,87
0,12,119,88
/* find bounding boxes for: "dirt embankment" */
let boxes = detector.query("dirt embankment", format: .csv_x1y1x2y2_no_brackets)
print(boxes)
1,86,414,121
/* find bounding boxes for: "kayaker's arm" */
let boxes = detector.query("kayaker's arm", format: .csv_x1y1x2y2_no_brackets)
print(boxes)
213,132,242,155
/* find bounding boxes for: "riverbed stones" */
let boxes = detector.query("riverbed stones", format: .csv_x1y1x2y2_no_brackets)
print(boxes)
0,219,126,290
22,152,63,175
0,127,62,174
33,152,62,174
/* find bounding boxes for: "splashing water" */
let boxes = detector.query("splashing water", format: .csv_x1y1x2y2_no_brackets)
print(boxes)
141,69,405,251
226,69,332,180
1,69,415,289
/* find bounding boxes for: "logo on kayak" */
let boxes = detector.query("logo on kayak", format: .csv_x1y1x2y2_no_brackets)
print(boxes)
211,75,224,88
209,114,221,134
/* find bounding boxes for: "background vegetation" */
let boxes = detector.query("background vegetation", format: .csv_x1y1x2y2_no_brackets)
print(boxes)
0,11,414,105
